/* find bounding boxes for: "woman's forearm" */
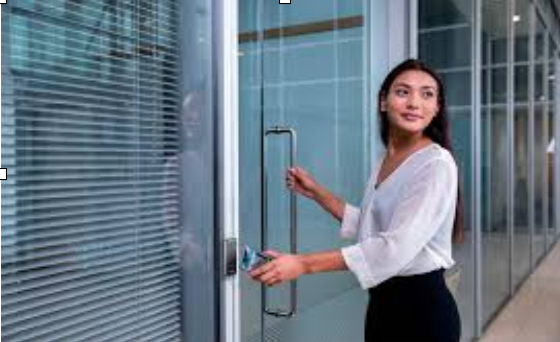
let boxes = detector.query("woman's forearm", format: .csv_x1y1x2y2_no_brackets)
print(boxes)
298,250,348,275
314,186,346,222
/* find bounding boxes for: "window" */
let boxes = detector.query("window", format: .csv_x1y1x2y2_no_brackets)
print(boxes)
1,2,182,341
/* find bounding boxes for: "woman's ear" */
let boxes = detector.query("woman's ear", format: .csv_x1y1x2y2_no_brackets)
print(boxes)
380,98,387,112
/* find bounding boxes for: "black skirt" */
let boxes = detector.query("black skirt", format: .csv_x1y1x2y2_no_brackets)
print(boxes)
365,269,461,342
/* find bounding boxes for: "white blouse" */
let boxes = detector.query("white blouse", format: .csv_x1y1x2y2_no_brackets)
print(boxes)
340,143,458,289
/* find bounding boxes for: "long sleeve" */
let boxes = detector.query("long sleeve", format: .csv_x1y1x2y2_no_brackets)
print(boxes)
340,204,360,240
341,157,457,289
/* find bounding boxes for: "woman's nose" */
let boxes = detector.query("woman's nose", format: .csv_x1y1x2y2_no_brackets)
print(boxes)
406,95,420,109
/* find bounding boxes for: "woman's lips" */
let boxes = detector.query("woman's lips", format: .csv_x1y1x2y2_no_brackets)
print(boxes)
401,113,424,121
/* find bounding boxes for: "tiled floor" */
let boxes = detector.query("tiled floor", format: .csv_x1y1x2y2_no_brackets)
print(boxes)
479,241,560,342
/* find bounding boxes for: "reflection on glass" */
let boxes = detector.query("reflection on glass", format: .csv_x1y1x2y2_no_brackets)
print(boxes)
512,0,531,289
481,0,510,325
533,16,547,263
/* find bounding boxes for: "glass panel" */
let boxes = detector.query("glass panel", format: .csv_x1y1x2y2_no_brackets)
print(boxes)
239,1,374,341
418,1,474,341
1,2,183,341
512,0,531,290
533,15,547,263
481,0,510,325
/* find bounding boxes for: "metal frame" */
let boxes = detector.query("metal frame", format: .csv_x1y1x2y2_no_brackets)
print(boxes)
409,0,418,58
471,0,483,337
507,0,516,297
219,0,240,341
529,2,537,271
543,32,551,251
556,53,560,242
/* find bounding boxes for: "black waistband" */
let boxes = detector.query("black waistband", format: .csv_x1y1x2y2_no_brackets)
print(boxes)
368,268,446,296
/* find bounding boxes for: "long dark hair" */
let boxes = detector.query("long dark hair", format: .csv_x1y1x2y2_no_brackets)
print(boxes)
377,59,465,244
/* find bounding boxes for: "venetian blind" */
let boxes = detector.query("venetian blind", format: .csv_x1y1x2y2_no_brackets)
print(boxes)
1,1,182,341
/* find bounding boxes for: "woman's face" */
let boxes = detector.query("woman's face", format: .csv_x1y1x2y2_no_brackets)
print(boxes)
381,70,440,137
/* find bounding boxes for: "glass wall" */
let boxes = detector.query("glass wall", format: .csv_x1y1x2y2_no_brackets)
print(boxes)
420,0,560,340
419,0,475,340
480,0,511,325
512,0,532,290
534,13,548,263
1,1,218,341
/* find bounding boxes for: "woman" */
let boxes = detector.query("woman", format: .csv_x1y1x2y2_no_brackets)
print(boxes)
250,59,463,342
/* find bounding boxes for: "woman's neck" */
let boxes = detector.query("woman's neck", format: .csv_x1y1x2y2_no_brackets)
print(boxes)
386,131,432,157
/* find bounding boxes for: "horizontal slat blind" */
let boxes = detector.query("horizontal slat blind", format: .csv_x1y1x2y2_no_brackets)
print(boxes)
1,1,182,341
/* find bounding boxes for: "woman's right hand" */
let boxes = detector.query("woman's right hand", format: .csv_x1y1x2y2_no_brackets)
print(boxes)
286,167,321,200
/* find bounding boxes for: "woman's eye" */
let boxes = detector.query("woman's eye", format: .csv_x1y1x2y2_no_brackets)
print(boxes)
395,89,408,97
422,91,435,99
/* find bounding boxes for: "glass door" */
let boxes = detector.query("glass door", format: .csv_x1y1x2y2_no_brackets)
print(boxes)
237,1,376,341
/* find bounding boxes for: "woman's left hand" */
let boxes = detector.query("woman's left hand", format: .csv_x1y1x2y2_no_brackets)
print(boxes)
249,250,307,286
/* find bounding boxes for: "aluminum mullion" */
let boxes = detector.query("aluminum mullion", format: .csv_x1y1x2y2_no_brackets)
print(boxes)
472,0,483,337
506,0,515,296
556,54,560,241
543,35,550,250
529,1,536,270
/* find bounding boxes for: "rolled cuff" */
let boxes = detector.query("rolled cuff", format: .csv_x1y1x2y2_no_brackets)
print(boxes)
340,204,360,240
341,245,376,289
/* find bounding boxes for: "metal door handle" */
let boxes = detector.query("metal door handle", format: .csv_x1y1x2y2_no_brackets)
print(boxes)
262,126,297,318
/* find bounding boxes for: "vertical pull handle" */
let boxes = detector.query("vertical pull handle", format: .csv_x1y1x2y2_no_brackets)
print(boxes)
262,126,297,318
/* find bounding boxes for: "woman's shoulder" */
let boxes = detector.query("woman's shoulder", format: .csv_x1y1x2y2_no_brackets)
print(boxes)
416,143,458,174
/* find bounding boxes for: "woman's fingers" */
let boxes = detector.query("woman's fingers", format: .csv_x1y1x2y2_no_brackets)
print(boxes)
249,261,274,278
263,250,282,258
